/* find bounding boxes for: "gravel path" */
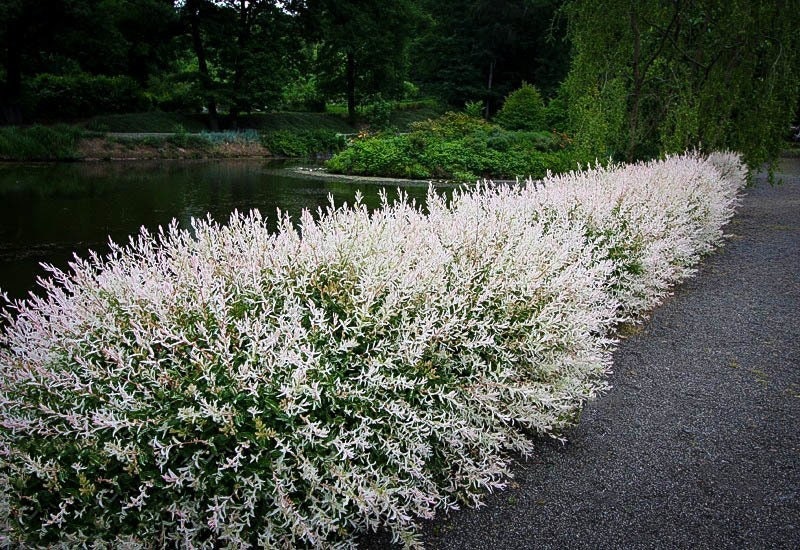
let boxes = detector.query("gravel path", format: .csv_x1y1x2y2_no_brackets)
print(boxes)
364,158,800,549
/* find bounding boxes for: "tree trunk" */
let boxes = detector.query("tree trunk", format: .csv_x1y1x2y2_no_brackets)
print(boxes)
1,13,23,124
627,8,642,162
346,51,356,124
229,0,251,129
187,0,219,131
485,58,495,118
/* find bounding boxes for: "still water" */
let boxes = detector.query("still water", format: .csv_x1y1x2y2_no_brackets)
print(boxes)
0,160,438,300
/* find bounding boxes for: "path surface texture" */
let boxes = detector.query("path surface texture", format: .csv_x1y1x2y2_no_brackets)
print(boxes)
369,158,800,549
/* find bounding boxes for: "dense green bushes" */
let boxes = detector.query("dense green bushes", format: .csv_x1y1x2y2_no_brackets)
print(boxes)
259,130,347,158
327,111,583,180
0,125,85,161
22,73,149,120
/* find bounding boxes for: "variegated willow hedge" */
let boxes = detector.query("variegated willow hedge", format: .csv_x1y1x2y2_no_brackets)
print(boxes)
0,152,746,547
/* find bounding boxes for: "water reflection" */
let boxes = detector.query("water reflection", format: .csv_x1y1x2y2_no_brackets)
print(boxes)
0,160,441,300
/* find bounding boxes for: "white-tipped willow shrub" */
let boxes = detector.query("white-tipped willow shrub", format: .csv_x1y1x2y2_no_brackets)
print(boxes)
0,152,746,547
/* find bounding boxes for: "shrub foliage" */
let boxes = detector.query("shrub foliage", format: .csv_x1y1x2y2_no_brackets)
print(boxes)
0,152,746,547
494,82,547,131
259,129,347,158
327,112,577,181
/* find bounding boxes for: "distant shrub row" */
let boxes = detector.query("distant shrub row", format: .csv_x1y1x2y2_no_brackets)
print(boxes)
0,123,348,161
259,129,347,158
0,152,745,547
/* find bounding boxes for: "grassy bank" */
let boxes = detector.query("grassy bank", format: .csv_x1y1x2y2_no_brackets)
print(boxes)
85,112,208,133
78,131,268,160
86,110,358,134
0,124,87,161
0,102,452,162
325,98,446,130
95,129,348,160
0,123,348,162
2,111,359,161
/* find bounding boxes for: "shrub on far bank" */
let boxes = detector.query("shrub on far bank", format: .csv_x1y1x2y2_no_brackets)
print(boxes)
260,129,346,158
494,82,546,131
327,111,583,181
0,125,85,161
543,94,570,132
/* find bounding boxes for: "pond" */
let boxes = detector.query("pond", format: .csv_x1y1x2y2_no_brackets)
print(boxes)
0,160,440,301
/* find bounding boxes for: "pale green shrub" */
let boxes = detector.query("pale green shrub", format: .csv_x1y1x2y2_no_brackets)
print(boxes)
495,83,547,131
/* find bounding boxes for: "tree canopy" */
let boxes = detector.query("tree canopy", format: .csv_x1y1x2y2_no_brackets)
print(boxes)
563,0,800,166
0,0,797,166
310,0,420,122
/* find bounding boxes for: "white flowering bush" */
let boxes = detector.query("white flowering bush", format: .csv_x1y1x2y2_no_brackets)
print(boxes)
0,152,745,547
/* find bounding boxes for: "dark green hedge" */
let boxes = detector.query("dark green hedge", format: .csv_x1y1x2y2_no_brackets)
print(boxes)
23,73,149,120
260,129,347,158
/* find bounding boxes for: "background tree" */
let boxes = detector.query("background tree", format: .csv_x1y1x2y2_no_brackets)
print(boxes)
180,0,221,127
115,0,181,86
178,0,308,128
310,0,420,122
0,0,24,123
413,0,569,115
564,0,800,166
1,0,179,123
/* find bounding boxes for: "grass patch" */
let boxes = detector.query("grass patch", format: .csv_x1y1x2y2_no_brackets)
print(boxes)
325,99,446,131
236,112,356,133
0,124,86,161
389,105,446,130
102,132,219,158
85,111,208,133
86,111,356,134
79,130,269,160
109,133,212,149
83,106,442,145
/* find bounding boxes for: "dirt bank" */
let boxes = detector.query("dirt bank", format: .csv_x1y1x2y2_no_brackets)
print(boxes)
76,136,271,161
